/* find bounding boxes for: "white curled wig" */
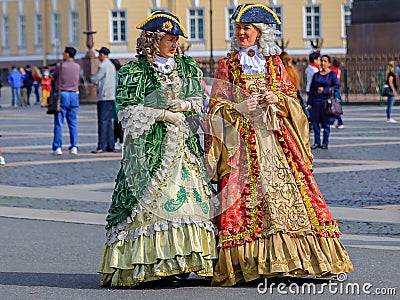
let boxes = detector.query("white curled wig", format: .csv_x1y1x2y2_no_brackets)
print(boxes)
231,23,282,57
136,30,183,64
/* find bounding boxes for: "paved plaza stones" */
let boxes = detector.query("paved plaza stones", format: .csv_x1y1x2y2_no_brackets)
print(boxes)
0,100,399,299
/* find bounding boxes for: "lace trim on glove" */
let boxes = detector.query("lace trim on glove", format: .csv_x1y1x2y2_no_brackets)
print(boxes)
118,105,161,140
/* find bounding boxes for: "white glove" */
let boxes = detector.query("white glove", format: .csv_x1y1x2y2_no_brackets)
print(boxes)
156,110,185,126
168,99,191,112
234,98,258,113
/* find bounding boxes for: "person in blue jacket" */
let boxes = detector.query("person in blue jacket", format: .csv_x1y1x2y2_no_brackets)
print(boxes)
7,66,25,107
307,55,340,150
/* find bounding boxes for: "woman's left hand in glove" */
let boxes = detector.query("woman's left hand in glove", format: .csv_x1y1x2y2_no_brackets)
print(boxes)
258,90,279,105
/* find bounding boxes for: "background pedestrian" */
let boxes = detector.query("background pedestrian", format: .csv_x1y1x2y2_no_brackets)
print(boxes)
308,54,340,149
280,51,310,121
24,65,34,105
19,67,28,107
110,58,123,150
305,51,321,103
51,46,81,155
8,65,24,107
40,67,51,107
90,47,116,153
0,148,5,165
32,66,42,105
385,61,397,123
331,57,344,128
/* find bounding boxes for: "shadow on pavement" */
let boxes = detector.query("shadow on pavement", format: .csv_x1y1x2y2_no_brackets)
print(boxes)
0,272,334,290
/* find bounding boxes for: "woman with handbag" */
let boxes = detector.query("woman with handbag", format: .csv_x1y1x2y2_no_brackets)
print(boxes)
307,54,340,150
385,61,397,123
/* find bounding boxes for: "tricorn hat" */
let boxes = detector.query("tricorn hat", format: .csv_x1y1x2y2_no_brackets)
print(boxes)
136,11,188,38
232,3,281,25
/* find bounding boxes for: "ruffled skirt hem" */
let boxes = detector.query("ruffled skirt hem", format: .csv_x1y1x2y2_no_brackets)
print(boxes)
211,231,353,286
98,223,217,287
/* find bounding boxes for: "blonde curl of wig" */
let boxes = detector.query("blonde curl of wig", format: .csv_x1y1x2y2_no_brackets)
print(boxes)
136,30,183,63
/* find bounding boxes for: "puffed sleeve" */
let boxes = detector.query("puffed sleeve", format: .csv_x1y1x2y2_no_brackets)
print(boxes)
116,60,147,108
116,59,163,140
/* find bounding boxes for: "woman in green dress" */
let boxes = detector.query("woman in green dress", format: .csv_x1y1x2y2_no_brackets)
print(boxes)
98,11,217,287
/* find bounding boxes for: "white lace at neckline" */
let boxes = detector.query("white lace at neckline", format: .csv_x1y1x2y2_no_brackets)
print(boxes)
238,46,267,75
155,55,176,74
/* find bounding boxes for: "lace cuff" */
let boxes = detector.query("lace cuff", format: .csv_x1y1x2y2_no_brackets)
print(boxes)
118,105,162,140
186,96,204,115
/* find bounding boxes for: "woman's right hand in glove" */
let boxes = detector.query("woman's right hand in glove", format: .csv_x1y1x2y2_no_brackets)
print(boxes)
234,98,258,113
157,110,185,126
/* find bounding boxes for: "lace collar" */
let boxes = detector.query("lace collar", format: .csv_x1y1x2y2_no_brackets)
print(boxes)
238,45,267,75
155,55,176,74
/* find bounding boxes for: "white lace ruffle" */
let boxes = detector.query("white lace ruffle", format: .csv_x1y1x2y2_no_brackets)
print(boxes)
155,55,176,74
105,216,216,246
239,45,267,75
118,105,161,140
186,96,204,115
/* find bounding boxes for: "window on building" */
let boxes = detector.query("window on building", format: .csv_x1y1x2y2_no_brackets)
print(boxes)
342,3,352,38
226,7,235,40
271,6,282,39
18,15,26,48
188,8,204,40
304,5,321,39
69,11,79,45
111,10,127,43
52,12,61,45
2,16,9,49
34,14,43,46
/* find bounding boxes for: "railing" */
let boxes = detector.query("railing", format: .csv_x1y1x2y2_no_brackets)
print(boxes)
197,53,400,104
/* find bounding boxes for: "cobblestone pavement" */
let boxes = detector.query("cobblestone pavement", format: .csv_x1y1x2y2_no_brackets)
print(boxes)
1,104,399,237
1,102,399,299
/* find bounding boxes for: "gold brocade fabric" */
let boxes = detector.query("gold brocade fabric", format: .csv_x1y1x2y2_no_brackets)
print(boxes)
244,74,313,234
207,67,353,286
212,233,354,286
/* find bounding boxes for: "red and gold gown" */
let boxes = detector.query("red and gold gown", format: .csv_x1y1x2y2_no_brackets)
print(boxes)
205,51,353,286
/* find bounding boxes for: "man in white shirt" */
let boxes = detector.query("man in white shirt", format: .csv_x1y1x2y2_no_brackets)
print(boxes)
305,51,321,101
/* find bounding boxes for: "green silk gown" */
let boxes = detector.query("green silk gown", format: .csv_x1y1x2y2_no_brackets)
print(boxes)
98,55,217,287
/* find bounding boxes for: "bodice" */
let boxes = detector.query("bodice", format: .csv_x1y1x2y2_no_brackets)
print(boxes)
242,73,269,96
157,68,182,103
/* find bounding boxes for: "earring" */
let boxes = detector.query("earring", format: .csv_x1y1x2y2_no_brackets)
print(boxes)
256,36,260,40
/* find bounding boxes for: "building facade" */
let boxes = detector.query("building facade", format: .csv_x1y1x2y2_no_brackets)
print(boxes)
347,0,400,55
0,0,353,73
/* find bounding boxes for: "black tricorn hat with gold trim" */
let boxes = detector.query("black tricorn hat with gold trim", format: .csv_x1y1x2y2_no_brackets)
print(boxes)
136,11,188,38
232,3,281,25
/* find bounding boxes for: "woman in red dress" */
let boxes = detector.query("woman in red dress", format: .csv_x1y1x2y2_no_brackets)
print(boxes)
205,3,353,286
